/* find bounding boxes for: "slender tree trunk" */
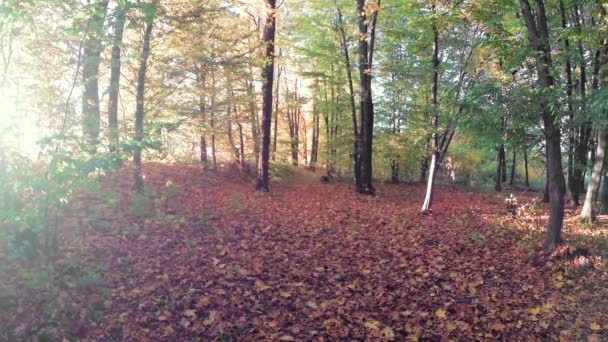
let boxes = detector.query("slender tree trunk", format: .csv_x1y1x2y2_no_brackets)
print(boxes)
196,68,208,164
133,1,158,193
510,150,516,186
247,80,260,166
238,122,245,166
524,148,530,187
108,0,126,151
560,0,576,203
580,128,607,223
256,0,276,192
200,135,207,164
272,58,282,161
309,94,319,170
337,6,360,189
495,147,503,192
210,70,217,169
227,110,240,164
82,0,109,151
520,0,566,252
501,146,507,183
421,4,440,213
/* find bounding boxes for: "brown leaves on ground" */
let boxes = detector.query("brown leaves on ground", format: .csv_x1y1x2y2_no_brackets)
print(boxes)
18,163,608,340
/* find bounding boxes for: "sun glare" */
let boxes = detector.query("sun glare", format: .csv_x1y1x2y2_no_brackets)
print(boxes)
0,84,42,158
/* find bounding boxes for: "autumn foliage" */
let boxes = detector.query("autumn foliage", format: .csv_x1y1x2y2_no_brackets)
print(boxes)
3,163,606,340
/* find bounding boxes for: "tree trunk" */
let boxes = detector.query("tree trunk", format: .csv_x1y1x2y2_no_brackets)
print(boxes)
524,148,530,187
600,169,608,215
256,0,276,192
227,111,240,164
108,0,126,151
133,0,158,193
510,150,516,186
309,94,319,170
238,122,245,166
196,68,208,164
82,0,109,151
520,0,566,252
580,128,607,223
247,80,260,166
495,146,503,192
391,159,399,183
200,135,207,164
560,0,575,203
337,6,360,189
356,0,378,195
501,146,507,183
272,57,282,161
421,5,439,213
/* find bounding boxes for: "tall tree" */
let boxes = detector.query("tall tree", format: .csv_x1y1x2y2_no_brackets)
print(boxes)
519,0,566,252
82,0,109,151
420,3,440,213
336,6,360,188
256,0,277,192
108,0,127,151
355,0,379,195
133,0,159,193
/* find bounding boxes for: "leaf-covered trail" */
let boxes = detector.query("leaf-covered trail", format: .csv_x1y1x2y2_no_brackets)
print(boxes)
86,163,608,341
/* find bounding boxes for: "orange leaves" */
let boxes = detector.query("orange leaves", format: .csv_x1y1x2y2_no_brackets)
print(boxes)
67,164,608,341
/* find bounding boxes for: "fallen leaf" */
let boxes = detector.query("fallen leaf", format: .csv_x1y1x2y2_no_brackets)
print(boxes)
435,309,447,319
490,322,506,332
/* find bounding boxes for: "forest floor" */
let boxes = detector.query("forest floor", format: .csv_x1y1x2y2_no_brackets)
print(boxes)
3,163,608,341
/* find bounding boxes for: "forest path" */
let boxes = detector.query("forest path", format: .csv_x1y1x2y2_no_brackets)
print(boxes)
83,163,607,341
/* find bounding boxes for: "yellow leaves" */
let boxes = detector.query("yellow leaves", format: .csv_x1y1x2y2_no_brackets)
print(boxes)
554,272,564,289
530,307,541,315
446,322,458,331
306,300,318,309
590,322,601,331
435,309,447,319
279,291,292,298
278,336,295,341
255,279,271,292
183,309,197,318
364,320,381,329
381,326,395,340
363,320,395,341
204,310,217,326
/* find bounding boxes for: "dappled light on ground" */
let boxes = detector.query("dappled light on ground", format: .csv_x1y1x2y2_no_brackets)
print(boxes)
5,164,603,340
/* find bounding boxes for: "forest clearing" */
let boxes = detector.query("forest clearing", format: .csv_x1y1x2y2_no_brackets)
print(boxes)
2,163,608,341
1,0,608,340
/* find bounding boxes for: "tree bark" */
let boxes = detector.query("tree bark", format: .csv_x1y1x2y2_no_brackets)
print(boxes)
356,0,378,195
495,146,503,192
520,0,566,252
580,128,607,222
256,0,276,192
82,0,109,151
421,3,440,213
133,0,158,193
108,0,126,151
272,57,282,161
337,6,361,189
510,150,516,186
524,148,530,187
